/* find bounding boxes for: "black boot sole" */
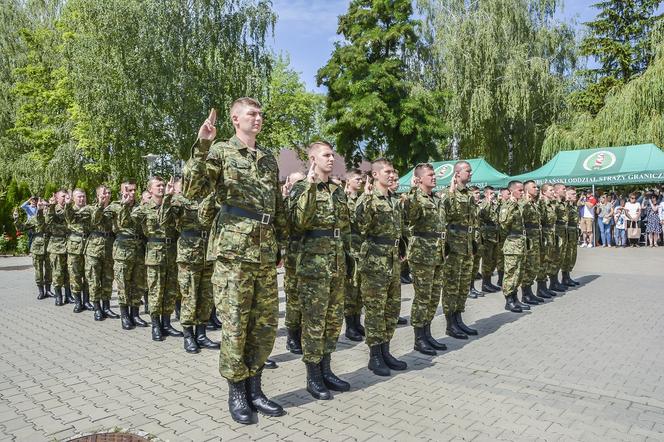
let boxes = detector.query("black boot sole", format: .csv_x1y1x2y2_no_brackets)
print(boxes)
413,345,437,356
306,386,331,400
445,330,468,339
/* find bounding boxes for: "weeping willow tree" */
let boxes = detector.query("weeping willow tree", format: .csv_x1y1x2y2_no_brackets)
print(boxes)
542,22,664,159
419,0,577,174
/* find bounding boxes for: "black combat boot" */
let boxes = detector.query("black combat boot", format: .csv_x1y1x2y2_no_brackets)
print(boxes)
320,354,351,390
455,313,478,336
553,273,567,292
344,315,363,341
470,281,484,297
423,323,447,350
536,280,552,299
264,359,278,369
93,301,104,321
37,285,46,300
151,315,163,341
182,326,200,353
380,342,408,370
397,316,408,325
305,362,331,400
227,380,253,424
368,344,391,376
561,271,576,287
286,328,303,354
504,293,523,313
54,287,64,307
207,307,221,330
566,272,580,286
131,306,148,327
520,285,540,305
514,293,531,310
467,289,478,299
481,276,498,293
102,299,120,318
400,268,413,284
143,293,149,314
119,305,134,330
414,327,437,355
496,271,504,288
355,314,365,336
174,299,181,320
195,324,220,349
64,286,74,304
72,292,83,313
247,372,285,416
445,313,468,339
82,290,94,311
161,315,183,337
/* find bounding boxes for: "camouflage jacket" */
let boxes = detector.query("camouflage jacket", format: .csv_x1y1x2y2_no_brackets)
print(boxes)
204,136,287,265
520,198,541,240
346,192,363,256
65,204,92,255
15,209,48,255
537,199,556,247
125,198,178,266
404,187,446,265
566,202,579,228
105,200,143,261
160,193,211,265
553,199,569,236
478,200,499,243
441,186,476,255
85,204,114,259
499,199,526,255
45,204,68,255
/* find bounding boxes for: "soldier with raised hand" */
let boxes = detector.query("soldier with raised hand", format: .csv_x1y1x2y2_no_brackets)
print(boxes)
290,142,351,398
45,191,69,306
200,99,288,424
160,142,219,354
283,171,306,354
442,161,478,339
64,189,95,314
495,188,511,287
105,180,148,324
499,181,530,313
562,187,580,287
343,168,365,341
405,163,447,356
519,181,546,305
85,185,120,320
535,184,557,299
468,185,484,299
549,183,569,293
356,159,407,377
13,199,51,300
478,186,501,293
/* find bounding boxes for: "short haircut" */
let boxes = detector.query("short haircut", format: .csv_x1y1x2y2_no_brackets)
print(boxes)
483,186,494,191
121,180,136,191
523,180,536,187
147,176,165,189
454,160,470,172
96,184,109,193
553,182,566,191
541,183,553,192
72,188,85,195
507,180,522,191
230,97,261,116
414,163,434,177
346,168,363,179
371,158,392,173
307,140,333,155
469,185,480,191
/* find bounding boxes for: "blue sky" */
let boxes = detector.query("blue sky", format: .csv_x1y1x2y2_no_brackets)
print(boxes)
270,0,599,92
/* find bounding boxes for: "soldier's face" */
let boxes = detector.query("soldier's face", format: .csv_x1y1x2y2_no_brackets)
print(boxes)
456,164,472,184
233,105,263,136
373,165,395,189
420,168,436,188
472,190,480,202
55,192,66,205
510,183,524,199
123,184,137,200
389,173,399,191
310,145,335,174
500,190,510,201
347,175,363,192
142,192,151,203
97,187,111,205
526,183,539,198
73,191,86,207
484,189,494,202
150,180,165,197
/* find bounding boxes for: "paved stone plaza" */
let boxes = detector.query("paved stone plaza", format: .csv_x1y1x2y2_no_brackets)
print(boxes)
1,248,663,441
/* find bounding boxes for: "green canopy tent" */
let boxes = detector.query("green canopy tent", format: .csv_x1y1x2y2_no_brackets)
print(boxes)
510,144,664,187
397,158,510,193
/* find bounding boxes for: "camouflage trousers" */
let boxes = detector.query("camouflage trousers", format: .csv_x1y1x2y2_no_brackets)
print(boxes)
146,249,178,316
49,253,67,288
410,261,444,328
114,257,145,307
32,253,51,285
67,253,86,293
520,238,540,287
86,255,114,302
299,268,344,364
561,228,578,272
538,231,555,281
213,258,278,382
344,256,362,317
502,254,524,295
284,253,301,330
548,229,567,275
178,261,214,327
495,238,506,272
360,260,401,347
442,252,474,313
481,241,500,278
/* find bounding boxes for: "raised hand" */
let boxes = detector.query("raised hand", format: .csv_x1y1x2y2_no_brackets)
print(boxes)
306,161,317,184
165,176,175,195
364,175,373,194
410,174,420,187
49,195,56,206
281,175,292,197
449,174,457,194
198,108,217,141
121,192,132,205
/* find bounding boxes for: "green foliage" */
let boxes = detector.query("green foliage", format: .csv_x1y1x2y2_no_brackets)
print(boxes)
15,233,29,255
317,0,449,172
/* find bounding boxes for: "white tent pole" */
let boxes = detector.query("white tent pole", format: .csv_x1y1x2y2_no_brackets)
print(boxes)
592,184,596,247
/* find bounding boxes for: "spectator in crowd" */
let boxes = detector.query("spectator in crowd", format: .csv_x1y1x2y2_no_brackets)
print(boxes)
644,193,662,247
579,190,596,247
20,196,39,219
614,203,627,247
596,194,613,247
624,193,641,247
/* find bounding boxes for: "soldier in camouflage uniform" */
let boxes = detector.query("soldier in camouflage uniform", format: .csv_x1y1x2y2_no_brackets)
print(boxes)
283,171,306,353
198,101,288,423
518,181,545,305
160,144,219,354
499,181,530,313
85,185,120,320
342,169,365,342
535,184,557,299
562,187,581,286
13,200,51,299
468,186,484,299
404,163,447,356
495,188,511,287
356,158,407,376
442,161,478,339
478,187,501,293
64,189,93,314
45,191,69,307
549,183,569,292
290,141,352,398
125,177,182,340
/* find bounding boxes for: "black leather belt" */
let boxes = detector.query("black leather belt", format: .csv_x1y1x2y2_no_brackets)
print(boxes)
147,237,176,244
483,222,497,227
367,235,400,246
116,234,139,241
222,204,272,225
32,232,46,238
289,235,302,242
555,221,566,225
350,228,361,235
508,229,527,236
180,230,208,239
89,231,114,238
541,223,553,228
50,234,66,238
524,223,540,229
413,231,446,240
567,223,577,227
447,224,473,233
306,229,341,239
69,232,87,238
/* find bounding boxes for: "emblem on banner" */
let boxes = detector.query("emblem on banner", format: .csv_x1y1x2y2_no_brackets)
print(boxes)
582,151,617,171
436,163,454,179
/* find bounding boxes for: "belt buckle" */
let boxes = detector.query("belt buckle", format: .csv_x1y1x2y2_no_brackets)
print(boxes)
468,226,473,234
261,213,271,225
165,238,172,244
441,231,447,240
333,228,340,238
523,229,527,236
394,239,400,247
201,231,208,239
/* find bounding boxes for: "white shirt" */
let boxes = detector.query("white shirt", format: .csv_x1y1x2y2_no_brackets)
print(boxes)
581,204,595,219
625,201,640,220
